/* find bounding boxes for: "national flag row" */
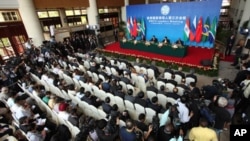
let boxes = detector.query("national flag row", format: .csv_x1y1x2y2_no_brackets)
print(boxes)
126,17,146,39
183,16,217,44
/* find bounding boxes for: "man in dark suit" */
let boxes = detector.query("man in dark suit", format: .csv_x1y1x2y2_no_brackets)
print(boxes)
158,85,168,96
135,91,148,107
150,35,158,43
162,36,171,44
102,97,113,114
225,33,235,56
124,89,135,103
234,63,249,86
147,96,163,114
175,38,184,46
114,85,125,99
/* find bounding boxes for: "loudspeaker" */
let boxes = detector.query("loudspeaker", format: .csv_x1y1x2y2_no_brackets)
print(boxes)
245,39,250,49
200,59,212,66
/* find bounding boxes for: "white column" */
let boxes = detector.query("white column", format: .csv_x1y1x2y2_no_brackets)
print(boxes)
59,9,68,27
87,0,98,26
121,0,129,22
17,0,44,47
145,0,149,4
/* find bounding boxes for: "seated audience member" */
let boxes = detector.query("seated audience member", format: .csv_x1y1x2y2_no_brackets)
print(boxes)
162,36,171,44
0,124,14,138
102,97,113,115
135,91,148,107
147,96,163,114
119,119,137,141
96,117,120,141
0,86,9,101
189,118,218,141
135,113,148,132
124,89,135,103
26,123,47,141
48,95,57,109
158,122,184,141
175,38,184,46
150,35,158,43
76,87,85,100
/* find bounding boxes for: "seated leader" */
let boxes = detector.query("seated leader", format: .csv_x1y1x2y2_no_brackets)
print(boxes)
150,35,158,43
162,36,171,44
175,38,184,47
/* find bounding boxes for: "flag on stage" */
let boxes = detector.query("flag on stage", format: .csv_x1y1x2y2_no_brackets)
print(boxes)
141,18,146,36
131,18,138,37
202,17,210,42
129,17,133,34
126,18,131,38
190,16,196,41
208,16,217,43
195,17,203,43
183,17,190,42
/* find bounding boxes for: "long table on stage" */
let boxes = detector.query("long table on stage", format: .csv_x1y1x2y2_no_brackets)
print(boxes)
119,41,187,57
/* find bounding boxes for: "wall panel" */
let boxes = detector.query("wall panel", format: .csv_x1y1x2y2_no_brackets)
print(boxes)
33,0,89,9
129,0,145,5
96,0,124,7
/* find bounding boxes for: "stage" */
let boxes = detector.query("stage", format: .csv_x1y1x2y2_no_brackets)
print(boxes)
98,42,216,70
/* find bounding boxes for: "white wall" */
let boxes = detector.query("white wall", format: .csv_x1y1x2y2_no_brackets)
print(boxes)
0,0,18,9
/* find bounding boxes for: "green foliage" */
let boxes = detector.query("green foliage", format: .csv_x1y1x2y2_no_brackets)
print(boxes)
98,49,219,77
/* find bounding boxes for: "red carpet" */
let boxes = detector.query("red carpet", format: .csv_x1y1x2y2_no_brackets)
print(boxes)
219,54,234,62
101,42,215,69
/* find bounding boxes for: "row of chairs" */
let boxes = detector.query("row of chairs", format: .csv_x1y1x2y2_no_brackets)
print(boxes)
18,82,80,140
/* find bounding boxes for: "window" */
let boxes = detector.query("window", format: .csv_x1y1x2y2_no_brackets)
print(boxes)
0,37,16,60
48,11,59,17
65,8,88,26
37,11,49,18
0,10,21,22
12,35,25,54
37,10,62,31
65,10,74,16
74,10,81,15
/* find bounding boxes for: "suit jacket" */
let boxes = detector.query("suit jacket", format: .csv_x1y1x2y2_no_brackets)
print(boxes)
102,103,113,114
114,90,125,99
147,103,162,114
135,97,148,107
120,77,132,85
124,95,136,103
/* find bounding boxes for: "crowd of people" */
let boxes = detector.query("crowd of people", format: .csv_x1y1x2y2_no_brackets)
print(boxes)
0,33,249,141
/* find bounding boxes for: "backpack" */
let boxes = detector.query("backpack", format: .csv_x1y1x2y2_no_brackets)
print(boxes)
200,106,216,125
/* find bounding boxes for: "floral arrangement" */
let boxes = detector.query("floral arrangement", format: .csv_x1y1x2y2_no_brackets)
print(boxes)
145,41,150,46
122,38,127,43
96,47,219,77
134,40,137,45
158,43,163,48
172,44,178,49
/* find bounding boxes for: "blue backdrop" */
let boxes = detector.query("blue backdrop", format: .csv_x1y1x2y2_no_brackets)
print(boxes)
126,0,222,48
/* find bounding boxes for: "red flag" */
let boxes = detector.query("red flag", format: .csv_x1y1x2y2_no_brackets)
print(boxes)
131,18,138,37
195,17,203,43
